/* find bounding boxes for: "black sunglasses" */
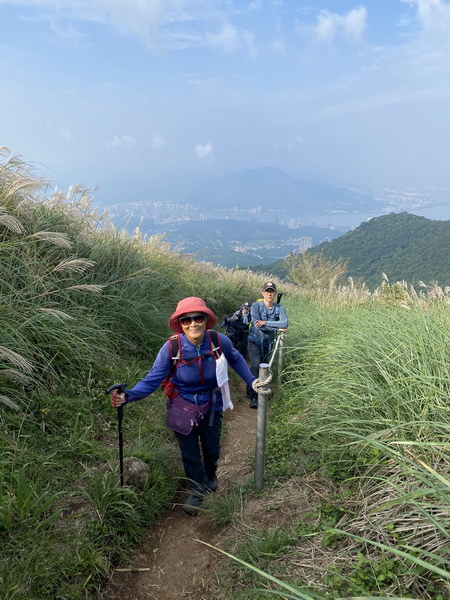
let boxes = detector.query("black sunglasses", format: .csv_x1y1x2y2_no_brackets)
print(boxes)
179,314,207,326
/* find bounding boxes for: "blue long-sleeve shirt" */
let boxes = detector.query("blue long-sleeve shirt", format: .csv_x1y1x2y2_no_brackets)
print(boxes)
124,332,256,411
249,301,288,345
250,301,288,331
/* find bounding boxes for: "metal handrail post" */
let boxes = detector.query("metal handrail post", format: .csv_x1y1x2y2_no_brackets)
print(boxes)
277,332,285,382
255,362,270,492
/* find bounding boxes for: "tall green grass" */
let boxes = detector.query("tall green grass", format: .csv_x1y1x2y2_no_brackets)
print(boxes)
0,148,283,599
268,301,450,478
239,295,450,599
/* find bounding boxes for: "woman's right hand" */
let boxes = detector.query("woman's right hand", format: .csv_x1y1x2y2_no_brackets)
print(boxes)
111,390,126,407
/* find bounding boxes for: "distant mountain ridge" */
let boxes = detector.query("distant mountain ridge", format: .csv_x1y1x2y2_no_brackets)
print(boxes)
251,212,450,290
185,166,381,213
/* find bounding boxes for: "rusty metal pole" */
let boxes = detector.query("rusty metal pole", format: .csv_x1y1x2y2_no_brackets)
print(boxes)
255,362,270,492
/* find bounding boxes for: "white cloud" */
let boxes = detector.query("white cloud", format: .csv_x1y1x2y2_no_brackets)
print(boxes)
151,133,169,150
247,1,262,10
45,121,74,142
271,137,303,151
2,0,245,50
106,135,136,150
314,7,367,43
194,141,213,159
402,0,450,32
50,21,86,45
206,22,239,53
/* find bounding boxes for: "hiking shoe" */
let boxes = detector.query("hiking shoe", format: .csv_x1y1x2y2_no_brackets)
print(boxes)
207,476,218,492
249,397,258,409
183,494,203,516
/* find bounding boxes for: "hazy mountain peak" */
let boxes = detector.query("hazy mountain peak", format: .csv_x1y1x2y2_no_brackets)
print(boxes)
187,166,377,212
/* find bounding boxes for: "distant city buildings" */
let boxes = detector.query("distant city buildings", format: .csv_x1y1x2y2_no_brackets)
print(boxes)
298,236,312,253
106,186,441,239
108,200,335,227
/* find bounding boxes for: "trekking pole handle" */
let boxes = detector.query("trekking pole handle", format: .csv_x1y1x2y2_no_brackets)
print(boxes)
106,383,127,395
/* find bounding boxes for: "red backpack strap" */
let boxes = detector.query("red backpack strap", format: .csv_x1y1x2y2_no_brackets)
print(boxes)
161,334,182,398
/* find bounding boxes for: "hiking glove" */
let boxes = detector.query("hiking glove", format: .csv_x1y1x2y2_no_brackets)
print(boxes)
252,374,272,395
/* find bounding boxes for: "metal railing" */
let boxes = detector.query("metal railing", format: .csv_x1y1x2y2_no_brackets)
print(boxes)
254,331,285,492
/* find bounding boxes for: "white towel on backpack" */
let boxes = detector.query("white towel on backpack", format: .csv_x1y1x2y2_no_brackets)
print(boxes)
215,353,233,411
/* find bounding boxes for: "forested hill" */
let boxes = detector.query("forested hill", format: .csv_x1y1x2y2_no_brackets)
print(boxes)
310,212,450,289
250,212,450,289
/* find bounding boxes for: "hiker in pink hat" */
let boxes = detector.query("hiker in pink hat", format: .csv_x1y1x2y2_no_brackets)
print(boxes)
110,296,271,516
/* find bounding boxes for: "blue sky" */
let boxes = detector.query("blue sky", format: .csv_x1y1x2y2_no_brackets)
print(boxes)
1,0,450,205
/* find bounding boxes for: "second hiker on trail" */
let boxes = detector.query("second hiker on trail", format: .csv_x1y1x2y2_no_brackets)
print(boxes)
247,282,288,409
110,296,271,516
221,301,252,358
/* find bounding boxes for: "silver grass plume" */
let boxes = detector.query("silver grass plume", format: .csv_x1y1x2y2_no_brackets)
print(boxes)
0,394,20,410
4,175,42,200
0,368,33,384
0,208,25,233
0,346,34,372
66,284,104,294
52,257,96,274
26,231,73,249
38,308,74,321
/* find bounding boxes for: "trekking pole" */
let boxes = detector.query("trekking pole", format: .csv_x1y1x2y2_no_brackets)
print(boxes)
106,383,127,487
255,363,270,492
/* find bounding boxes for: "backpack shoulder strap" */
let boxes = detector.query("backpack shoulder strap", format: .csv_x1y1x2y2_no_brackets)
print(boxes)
257,300,267,320
258,301,280,321
207,330,222,359
168,334,181,364
161,334,182,397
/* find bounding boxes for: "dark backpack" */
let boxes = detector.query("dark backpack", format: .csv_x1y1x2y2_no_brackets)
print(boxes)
161,330,223,398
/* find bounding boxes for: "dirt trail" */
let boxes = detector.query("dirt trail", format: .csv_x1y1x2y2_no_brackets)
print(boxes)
103,387,257,600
